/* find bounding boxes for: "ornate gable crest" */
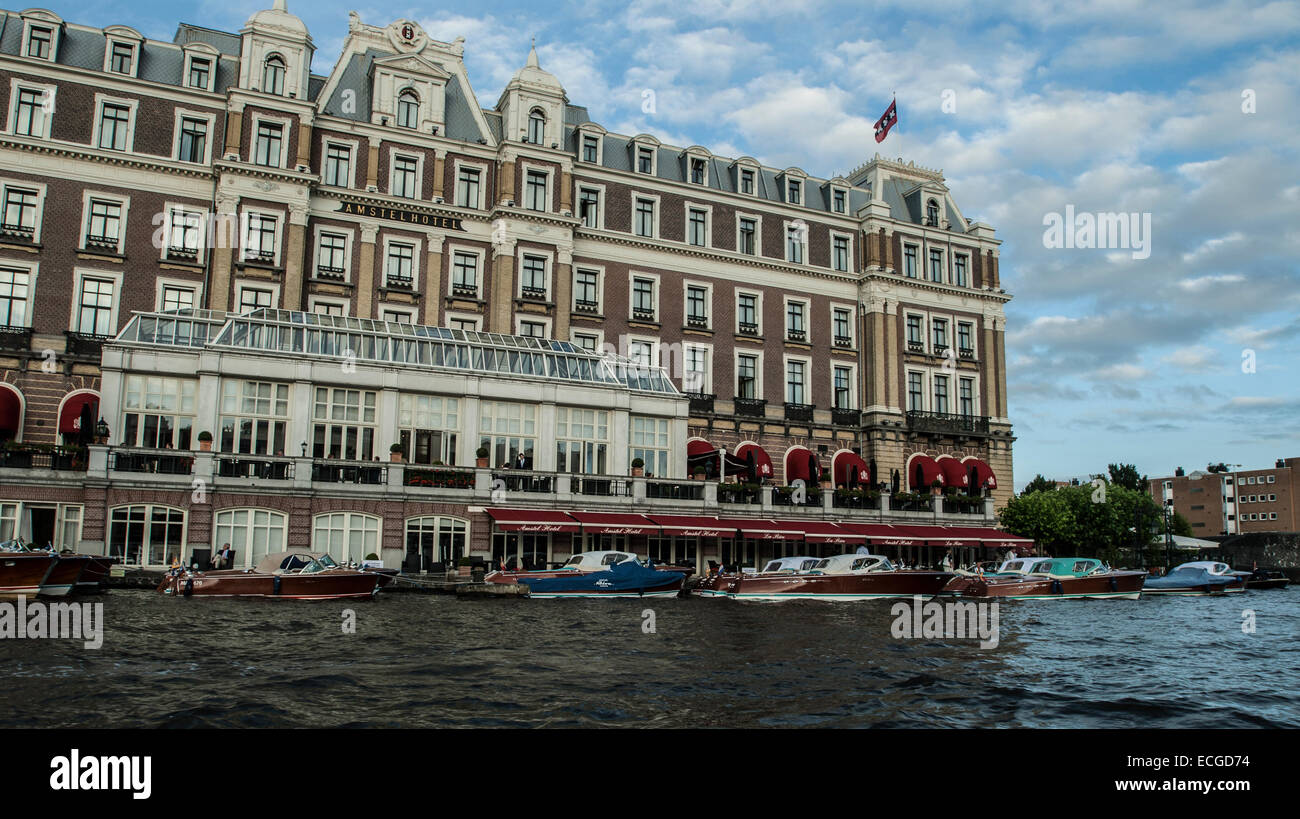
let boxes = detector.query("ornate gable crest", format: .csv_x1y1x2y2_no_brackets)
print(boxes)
387,19,428,53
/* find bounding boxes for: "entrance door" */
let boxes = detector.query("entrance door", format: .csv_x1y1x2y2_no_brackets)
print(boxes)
28,507,56,550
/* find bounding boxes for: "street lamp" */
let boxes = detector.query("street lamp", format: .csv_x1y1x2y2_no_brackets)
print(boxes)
94,418,110,445
1163,498,1174,572
300,441,308,458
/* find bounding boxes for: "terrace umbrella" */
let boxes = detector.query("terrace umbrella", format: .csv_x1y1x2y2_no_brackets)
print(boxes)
807,453,820,484
891,469,901,495
77,403,95,447
869,457,878,489
968,464,980,496
746,450,757,483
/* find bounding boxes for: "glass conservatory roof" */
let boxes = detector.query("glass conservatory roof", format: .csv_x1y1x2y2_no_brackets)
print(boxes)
114,309,680,395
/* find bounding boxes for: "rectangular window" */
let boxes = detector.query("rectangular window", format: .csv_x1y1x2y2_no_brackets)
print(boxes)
219,380,289,456
904,245,918,278
556,407,609,474
933,374,949,414
244,214,277,261
254,122,283,167
833,308,852,345
385,243,415,287
525,170,548,211
178,117,208,163
573,332,598,353
451,252,478,294
688,208,707,246
787,180,801,204
392,155,418,198
908,372,923,412
521,255,547,296
324,143,352,187
906,315,923,345
316,233,347,278
122,376,196,450
629,417,669,479
632,277,655,319
959,377,975,416
786,225,804,263
13,88,47,137
932,318,948,350
738,293,758,333
786,360,806,404
958,322,973,353
2,187,38,237
85,199,122,248
26,27,51,59
637,147,654,173
954,254,968,286
833,366,852,409
187,57,211,90
109,42,134,74
833,189,846,213
690,158,706,184
635,198,655,237
398,395,460,466
786,301,806,339
582,135,599,162
238,287,273,313
161,285,194,312
737,354,758,399
740,168,754,194
578,187,600,228
0,268,31,327
833,236,849,271
77,277,116,336
98,103,131,151
738,217,756,255
479,402,537,470
312,387,377,461
929,248,944,282
684,345,709,393
574,269,598,309
168,207,202,255
686,286,708,323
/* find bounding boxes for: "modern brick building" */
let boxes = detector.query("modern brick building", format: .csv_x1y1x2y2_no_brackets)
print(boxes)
1149,458,1299,536
0,5,1019,571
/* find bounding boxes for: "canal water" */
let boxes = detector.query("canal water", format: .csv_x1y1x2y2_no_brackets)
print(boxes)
2,589,1297,728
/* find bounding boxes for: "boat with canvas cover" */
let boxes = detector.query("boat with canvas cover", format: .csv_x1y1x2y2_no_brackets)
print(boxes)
157,551,382,600
1243,568,1289,590
517,559,688,598
1142,561,1249,596
703,554,953,601
948,557,1147,600
485,550,692,585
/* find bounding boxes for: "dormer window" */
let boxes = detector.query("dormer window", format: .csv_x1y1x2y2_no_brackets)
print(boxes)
740,168,755,194
582,134,599,162
637,146,654,174
108,42,135,74
926,199,940,227
26,26,52,59
690,158,706,185
262,55,286,96
187,57,211,90
527,109,545,144
833,189,846,214
397,90,419,128
787,180,801,205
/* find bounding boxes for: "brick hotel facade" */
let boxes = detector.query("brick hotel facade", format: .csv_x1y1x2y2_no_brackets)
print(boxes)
1150,459,1299,537
0,5,1019,572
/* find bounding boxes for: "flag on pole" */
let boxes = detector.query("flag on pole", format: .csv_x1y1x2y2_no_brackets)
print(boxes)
874,98,898,143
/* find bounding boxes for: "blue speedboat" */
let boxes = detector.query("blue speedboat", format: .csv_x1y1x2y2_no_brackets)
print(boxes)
519,559,687,599
1143,561,1249,596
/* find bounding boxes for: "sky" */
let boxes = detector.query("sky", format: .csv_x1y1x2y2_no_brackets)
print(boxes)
62,0,1300,489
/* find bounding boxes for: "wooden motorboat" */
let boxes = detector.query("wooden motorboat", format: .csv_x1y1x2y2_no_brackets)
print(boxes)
695,556,820,598
0,539,94,596
949,557,1147,600
1142,561,1249,596
518,560,688,598
1243,569,1289,590
0,544,56,598
705,554,954,601
485,550,692,585
157,551,382,600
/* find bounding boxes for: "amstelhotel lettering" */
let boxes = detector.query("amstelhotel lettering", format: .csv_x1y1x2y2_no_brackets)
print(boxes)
336,201,465,230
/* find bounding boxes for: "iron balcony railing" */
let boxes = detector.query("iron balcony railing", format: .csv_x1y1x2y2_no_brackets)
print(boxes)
733,397,766,418
831,407,861,427
64,331,111,359
217,456,295,480
312,459,387,485
906,410,991,436
0,325,32,352
111,449,195,475
783,402,815,423
0,446,88,471
686,392,715,414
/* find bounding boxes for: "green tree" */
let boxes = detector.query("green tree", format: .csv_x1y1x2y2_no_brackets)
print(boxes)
1170,511,1193,537
999,479,1164,565
1021,474,1058,495
1107,463,1148,493
998,490,1077,554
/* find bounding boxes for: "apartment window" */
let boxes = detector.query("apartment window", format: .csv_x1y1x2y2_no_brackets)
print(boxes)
684,345,709,393
525,170,548,211
906,315,923,346
219,380,289,456
738,217,756,255
456,167,481,208
954,254,968,286
238,287,273,313
262,55,286,96
833,189,846,214
313,513,379,566
109,42,135,74
312,388,377,460
13,88,48,137
787,180,801,204
907,372,923,412
521,255,547,296
167,208,202,256
397,90,419,128
904,244,918,278
385,242,415,288
637,146,654,173
632,277,655,319
573,332,598,353
933,375,949,414
740,168,755,194
634,198,655,237
122,376,195,450
932,319,948,350
629,417,669,479
690,158,706,184
833,366,852,409
737,354,758,399
556,408,609,474
85,199,122,248
786,360,806,404
688,208,708,246
26,26,52,59
177,117,208,164
578,188,600,228
527,110,545,144
520,321,546,338
77,277,116,336
324,143,352,187
686,285,708,324
451,252,478,295
316,233,347,278
929,248,944,282
786,301,806,340
926,199,940,226
628,340,654,367
480,402,537,470
581,135,599,162
786,225,804,263
833,308,852,345
254,121,283,167
738,293,758,333
161,285,194,312
392,155,419,199
382,308,414,323
959,378,974,416
98,102,131,151
398,395,459,466
187,57,211,90
833,236,850,271
574,269,598,309
0,269,31,326
244,214,277,262
958,322,973,354
447,316,477,331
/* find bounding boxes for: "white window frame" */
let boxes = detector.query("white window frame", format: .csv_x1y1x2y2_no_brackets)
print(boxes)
7,79,55,139
183,48,218,93
633,193,660,239
633,141,658,175
321,137,359,189
240,207,284,266
446,243,486,299
626,334,660,368
92,93,138,153
103,37,140,78
308,295,349,316
0,261,38,328
452,159,488,209
736,288,763,335
686,153,710,186
154,277,202,312
578,130,604,164
159,202,209,263
520,162,553,213
685,202,712,248
784,219,809,265
79,190,130,254
312,224,355,282
379,303,418,324
445,311,482,331
783,296,810,343
682,340,713,394
783,354,812,405
830,302,855,347
831,361,858,410
234,280,280,313
628,270,660,322
906,368,927,412
829,230,854,273
388,150,424,200
22,21,58,62
251,114,292,168
576,182,605,230
735,211,762,256
570,328,604,354
69,267,124,336
173,109,216,165
830,185,849,214
381,234,424,291
515,315,552,339
683,279,713,329
736,164,758,196
734,348,764,400
571,264,604,313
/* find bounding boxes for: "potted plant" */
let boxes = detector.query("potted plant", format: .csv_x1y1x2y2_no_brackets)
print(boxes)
389,442,405,463
692,465,706,481
931,478,944,496
475,446,489,468
197,430,213,452
456,555,475,577
631,457,645,477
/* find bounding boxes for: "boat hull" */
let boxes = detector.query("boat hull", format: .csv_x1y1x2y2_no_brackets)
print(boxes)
708,570,955,601
0,553,57,597
955,571,1147,600
76,556,117,590
39,555,93,597
1142,581,1246,596
158,569,381,600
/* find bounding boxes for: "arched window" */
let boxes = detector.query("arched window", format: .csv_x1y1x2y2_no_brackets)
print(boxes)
313,512,380,565
109,505,185,567
214,508,288,569
926,199,939,226
404,516,467,573
527,109,545,144
262,54,285,96
396,90,419,128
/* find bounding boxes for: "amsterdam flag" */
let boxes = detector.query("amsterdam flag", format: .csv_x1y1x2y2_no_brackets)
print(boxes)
874,98,898,143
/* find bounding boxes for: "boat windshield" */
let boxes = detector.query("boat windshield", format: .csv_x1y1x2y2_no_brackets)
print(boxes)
318,554,340,569
564,555,584,566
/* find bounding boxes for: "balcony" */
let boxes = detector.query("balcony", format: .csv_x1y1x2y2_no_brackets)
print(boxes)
493,471,554,493
833,490,881,510
83,234,119,253
575,476,633,497
783,402,814,423
244,249,275,265
907,340,925,353
686,392,715,414
449,283,478,299
717,483,762,504
906,410,991,436
833,335,853,349
63,331,111,360
0,223,35,243
316,266,346,281
958,347,975,360
890,494,934,512
166,246,200,262
0,445,87,471
933,344,949,357
772,486,822,506
312,459,387,485
574,299,599,314
831,407,861,427
405,466,475,490
0,325,32,353
385,274,413,290
646,479,703,501
111,450,195,475
733,397,766,418
737,322,759,337
520,286,547,302
217,456,294,480
631,307,656,322
686,315,709,330
942,495,986,515
786,328,807,343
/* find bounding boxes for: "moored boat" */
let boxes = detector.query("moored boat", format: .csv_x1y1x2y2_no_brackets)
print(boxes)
0,539,94,596
1142,561,1250,596
518,559,688,598
485,550,692,585
0,544,56,598
157,551,382,600
948,557,1147,600
695,556,820,598
1243,568,1289,590
705,554,953,601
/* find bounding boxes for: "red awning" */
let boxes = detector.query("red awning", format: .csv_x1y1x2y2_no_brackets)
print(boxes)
963,457,997,489
58,392,99,435
718,518,805,540
936,457,969,489
907,454,944,490
784,446,822,483
837,523,923,547
832,451,870,486
957,527,1034,550
567,511,658,535
794,521,867,546
0,387,19,432
734,442,774,479
485,508,581,533
891,525,984,547
646,514,733,538
687,439,715,458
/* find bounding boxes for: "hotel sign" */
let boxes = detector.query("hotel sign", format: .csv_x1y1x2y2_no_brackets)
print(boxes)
335,201,465,231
